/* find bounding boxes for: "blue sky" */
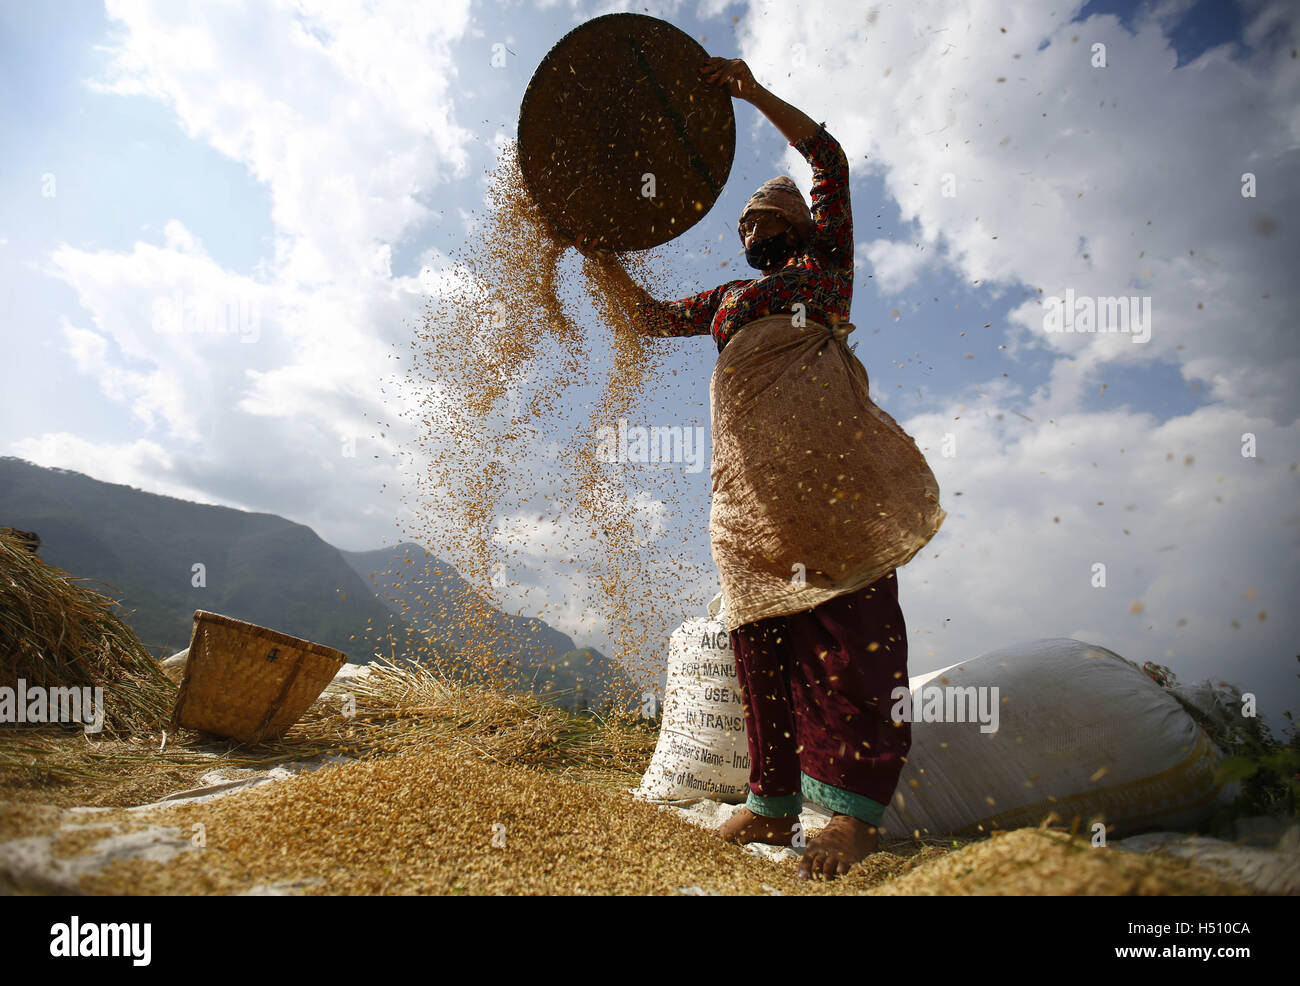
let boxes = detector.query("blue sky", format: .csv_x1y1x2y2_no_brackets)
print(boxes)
2,0,1297,725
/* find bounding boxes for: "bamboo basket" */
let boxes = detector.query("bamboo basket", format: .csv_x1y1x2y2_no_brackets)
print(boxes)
170,610,348,744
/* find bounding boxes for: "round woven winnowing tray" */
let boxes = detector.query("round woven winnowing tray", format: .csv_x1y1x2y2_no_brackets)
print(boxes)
517,13,736,252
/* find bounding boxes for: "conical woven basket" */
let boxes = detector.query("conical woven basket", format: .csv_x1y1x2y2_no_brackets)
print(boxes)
170,610,348,744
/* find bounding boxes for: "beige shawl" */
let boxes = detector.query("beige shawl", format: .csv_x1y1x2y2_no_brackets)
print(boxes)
709,314,946,631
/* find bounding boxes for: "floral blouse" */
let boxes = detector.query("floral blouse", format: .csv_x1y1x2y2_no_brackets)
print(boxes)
638,124,852,352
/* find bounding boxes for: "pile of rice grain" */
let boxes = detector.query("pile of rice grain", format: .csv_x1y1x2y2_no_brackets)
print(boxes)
865,828,1253,896
81,746,823,896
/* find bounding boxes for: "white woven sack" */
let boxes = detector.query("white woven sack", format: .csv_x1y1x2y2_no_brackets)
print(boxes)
634,616,750,804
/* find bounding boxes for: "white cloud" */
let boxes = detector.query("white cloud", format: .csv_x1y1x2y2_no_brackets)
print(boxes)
96,0,475,283
902,397,1298,698
743,0,1300,421
862,236,929,293
49,230,272,443
9,433,191,497
25,1,482,548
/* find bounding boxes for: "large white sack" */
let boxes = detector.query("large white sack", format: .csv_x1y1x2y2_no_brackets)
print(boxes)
634,617,750,804
880,638,1225,839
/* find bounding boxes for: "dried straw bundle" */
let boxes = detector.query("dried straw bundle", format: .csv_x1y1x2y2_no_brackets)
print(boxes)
0,528,175,735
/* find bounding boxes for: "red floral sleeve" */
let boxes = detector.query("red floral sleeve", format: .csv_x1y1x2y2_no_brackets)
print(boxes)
793,126,852,273
638,279,751,338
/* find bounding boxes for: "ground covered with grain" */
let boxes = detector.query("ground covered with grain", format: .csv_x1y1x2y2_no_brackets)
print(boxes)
69,746,933,896
1,661,1268,896
1,735,1254,896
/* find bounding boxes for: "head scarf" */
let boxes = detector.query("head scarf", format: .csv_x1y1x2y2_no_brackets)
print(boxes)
738,176,814,245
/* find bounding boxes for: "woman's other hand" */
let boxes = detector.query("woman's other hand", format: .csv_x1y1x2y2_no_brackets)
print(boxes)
569,233,654,331
700,57,761,101
572,233,613,261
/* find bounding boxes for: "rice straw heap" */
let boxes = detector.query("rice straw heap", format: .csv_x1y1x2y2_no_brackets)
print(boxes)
0,527,175,736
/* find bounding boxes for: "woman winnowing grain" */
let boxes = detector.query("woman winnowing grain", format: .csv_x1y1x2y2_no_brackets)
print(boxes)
574,57,944,882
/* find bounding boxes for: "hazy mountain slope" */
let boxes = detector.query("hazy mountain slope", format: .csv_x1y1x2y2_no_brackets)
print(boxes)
0,457,407,661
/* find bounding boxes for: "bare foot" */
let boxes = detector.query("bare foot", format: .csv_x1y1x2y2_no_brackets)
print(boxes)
797,813,879,880
717,806,801,847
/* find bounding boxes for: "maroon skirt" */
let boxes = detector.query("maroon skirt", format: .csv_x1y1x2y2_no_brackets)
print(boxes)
728,569,910,824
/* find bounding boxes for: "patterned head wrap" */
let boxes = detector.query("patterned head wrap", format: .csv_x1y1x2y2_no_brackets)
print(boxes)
738,176,814,244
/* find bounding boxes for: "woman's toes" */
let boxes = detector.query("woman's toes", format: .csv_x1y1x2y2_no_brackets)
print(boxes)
796,851,819,880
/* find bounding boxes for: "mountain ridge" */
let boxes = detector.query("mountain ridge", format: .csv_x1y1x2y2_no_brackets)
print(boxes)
0,456,632,710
